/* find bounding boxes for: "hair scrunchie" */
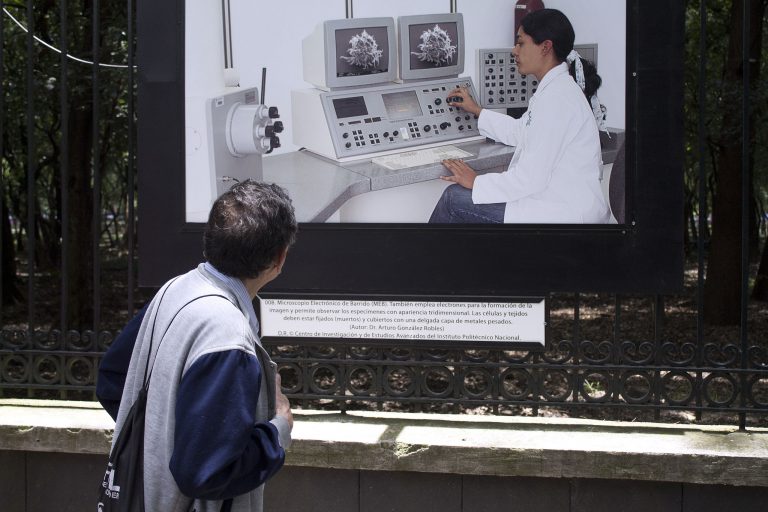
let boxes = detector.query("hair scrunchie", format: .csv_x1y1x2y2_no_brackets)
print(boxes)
567,49,609,136
566,49,586,91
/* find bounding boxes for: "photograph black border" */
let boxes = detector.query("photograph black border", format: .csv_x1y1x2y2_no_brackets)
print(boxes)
138,0,684,295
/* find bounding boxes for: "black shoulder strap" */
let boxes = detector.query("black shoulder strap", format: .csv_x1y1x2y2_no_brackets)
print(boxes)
142,289,235,388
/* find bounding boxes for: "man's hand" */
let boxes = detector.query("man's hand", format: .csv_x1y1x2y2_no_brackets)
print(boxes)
440,159,477,189
446,87,482,116
275,373,294,430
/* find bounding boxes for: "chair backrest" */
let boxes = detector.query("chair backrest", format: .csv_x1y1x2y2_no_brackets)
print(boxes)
609,141,626,224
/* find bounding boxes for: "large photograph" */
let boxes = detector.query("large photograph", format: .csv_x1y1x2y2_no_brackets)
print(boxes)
183,1,627,225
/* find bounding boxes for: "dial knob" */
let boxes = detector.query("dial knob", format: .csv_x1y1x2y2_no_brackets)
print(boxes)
270,135,281,149
343,132,349,139
264,124,283,137
345,142,352,149
440,122,450,130
434,98,442,106
424,125,431,132
272,120,284,133
268,106,280,119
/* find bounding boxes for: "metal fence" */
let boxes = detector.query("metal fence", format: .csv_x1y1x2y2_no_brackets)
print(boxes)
1,1,767,429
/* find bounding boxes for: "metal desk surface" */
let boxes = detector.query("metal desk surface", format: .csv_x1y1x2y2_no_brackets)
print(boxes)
264,130,625,223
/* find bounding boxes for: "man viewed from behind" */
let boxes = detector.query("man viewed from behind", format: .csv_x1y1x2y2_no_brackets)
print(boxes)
103,180,297,511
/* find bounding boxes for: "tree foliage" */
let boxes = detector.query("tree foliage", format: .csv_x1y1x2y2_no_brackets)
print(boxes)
1,0,135,329
683,0,768,323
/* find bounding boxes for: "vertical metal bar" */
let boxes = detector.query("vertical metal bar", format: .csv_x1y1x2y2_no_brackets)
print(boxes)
25,0,36,335
450,0,458,14
345,0,353,19
738,0,750,431
92,0,101,330
572,293,581,404
127,0,135,316
573,293,581,362
653,295,663,420
0,0,5,327
226,0,234,68
60,0,70,332
695,0,707,422
220,0,229,67
613,295,621,419
613,296,621,365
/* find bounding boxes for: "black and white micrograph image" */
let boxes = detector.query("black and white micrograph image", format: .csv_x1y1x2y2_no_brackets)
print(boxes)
408,22,459,69
336,26,390,77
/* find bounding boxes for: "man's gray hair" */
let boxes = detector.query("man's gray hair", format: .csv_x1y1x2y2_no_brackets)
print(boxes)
203,180,297,278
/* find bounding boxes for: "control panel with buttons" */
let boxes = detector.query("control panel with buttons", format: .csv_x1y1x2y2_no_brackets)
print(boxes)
476,48,538,109
476,44,597,110
306,77,482,160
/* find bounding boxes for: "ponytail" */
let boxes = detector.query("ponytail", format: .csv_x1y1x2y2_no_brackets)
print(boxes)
569,57,602,101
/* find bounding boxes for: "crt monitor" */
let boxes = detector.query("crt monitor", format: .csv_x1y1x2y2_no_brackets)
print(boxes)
303,17,397,90
398,13,465,81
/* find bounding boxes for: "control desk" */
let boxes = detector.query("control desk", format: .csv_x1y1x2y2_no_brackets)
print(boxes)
292,77,483,162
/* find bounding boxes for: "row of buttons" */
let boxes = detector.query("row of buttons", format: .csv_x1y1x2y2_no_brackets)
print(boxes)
484,54,512,65
486,78,529,85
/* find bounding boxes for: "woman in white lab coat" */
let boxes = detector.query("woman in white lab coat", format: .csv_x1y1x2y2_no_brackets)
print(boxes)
429,9,611,224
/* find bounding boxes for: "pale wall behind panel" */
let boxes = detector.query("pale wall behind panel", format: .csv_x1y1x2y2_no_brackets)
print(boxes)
460,0,517,101
545,0,627,130
232,1,346,155
354,0,449,19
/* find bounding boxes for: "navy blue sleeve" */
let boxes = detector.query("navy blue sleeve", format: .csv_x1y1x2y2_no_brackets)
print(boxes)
170,350,285,500
96,303,149,420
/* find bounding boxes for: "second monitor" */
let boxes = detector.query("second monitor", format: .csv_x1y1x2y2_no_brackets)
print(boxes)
398,13,465,81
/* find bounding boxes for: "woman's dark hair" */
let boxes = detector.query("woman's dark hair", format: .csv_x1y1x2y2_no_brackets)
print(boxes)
571,57,602,100
203,180,298,279
520,8,574,62
521,9,602,99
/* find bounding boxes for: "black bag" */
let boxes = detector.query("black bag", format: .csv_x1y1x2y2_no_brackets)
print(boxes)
98,289,233,512
98,386,148,511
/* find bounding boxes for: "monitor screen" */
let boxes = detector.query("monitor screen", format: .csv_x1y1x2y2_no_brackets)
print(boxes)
407,21,460,71
382,90,423,120
332,96,369,119
335,26,391,78
398,13,464,81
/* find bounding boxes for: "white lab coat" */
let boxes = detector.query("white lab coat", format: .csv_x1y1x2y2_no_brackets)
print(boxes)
472,62,611,224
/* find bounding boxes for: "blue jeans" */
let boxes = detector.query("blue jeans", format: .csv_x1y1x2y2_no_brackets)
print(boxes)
429,184,506,224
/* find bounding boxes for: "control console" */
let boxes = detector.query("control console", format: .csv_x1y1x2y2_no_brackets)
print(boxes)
292,77,483,162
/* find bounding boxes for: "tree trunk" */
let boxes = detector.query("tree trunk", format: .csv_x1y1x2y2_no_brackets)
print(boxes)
63,102,94,329
703,0,765,325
